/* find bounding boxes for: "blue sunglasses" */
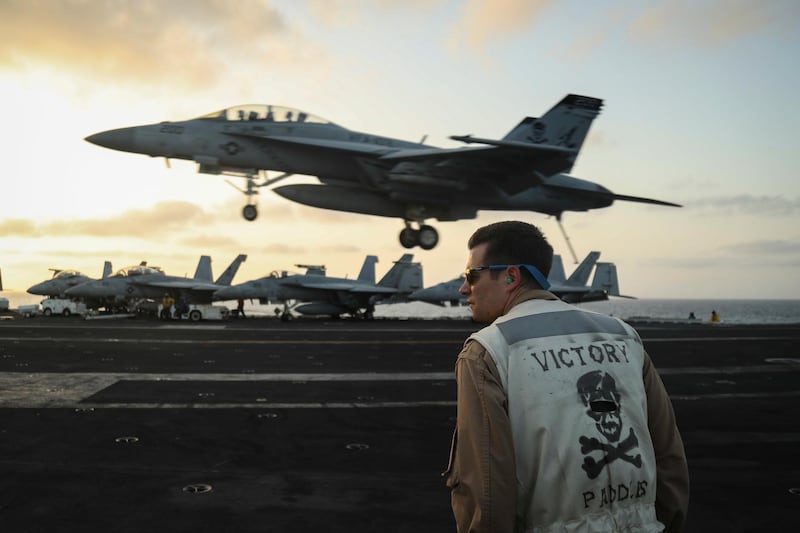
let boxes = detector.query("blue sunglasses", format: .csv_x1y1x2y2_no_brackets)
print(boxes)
464,264,550,290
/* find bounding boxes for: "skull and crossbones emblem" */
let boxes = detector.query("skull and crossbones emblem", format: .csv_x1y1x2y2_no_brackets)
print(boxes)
528,121,548,144
576,370,642,479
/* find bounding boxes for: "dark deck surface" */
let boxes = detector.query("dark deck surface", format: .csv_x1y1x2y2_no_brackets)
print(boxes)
0,316,798,532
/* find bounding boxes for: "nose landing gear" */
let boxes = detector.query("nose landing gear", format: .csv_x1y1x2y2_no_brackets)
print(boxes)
225,171,295,222
242,204,258,221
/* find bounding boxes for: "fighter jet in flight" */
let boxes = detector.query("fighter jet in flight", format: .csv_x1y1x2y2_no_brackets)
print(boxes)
65,255,246,311
85,94,680,252
213,254,422,320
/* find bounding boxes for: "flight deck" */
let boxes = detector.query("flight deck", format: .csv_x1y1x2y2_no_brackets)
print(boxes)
0,318,798,532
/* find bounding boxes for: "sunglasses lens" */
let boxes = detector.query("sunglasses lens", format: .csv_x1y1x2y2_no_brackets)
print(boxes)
465,269,480,284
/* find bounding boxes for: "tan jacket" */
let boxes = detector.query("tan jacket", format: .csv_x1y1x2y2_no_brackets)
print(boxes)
445,291,689,532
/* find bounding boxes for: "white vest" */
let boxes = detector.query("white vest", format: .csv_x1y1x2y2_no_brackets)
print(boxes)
470,299,663,533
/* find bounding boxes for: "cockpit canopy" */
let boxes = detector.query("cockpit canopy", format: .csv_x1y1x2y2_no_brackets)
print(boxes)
113,265,164,277
52,270,84,279
195,105,334,125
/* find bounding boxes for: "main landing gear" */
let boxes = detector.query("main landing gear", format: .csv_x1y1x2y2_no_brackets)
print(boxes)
399,222,439,250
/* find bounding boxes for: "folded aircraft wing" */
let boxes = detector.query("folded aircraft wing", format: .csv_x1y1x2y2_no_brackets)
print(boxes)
347,286,396,294
146,280,221,292
288,280,396,293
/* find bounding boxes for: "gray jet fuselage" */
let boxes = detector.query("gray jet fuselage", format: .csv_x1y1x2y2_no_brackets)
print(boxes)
86,98,679,250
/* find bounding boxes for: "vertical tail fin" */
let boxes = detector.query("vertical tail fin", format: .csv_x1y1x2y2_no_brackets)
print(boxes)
0,268,3,291
378,253,423,292
215,254,247,286
566,251,601,286
102,261,113,279
357,255,379,284
395,262,423,294
194,256,213,283
548,255,566,284
591,262,620,296
503,94,603,172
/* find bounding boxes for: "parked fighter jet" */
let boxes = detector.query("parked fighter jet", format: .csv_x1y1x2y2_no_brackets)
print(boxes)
85,94,680,251
409,251,624,306
213,254,422,319
27,262,113,298
65,255,246,310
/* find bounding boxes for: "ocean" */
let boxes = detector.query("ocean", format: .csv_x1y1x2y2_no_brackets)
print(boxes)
375,298,800,325
3,291,799,325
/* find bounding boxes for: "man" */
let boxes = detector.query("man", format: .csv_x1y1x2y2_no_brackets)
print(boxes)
161,293,175,320
444,221,688,532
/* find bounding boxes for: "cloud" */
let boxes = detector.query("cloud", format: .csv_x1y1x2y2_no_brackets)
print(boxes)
719,239,800,256
562,6,624,62
319,244,362,254
630,0,800,48
684,195,800,216
260,243,309,256
308,0,444,27
180,234,245,250
0,218,39,237
0,201,215,238
447,0,554,52
0,0,313,88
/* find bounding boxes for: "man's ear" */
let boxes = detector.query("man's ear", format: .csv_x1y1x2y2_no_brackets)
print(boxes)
505,265,522,289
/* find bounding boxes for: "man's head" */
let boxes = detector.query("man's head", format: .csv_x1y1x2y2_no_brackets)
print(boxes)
460,221,553,323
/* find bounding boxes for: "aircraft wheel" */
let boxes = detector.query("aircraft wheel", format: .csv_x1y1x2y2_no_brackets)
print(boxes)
189,310,202,321
418,225,439,250
242,205,258,221
399,228,418,249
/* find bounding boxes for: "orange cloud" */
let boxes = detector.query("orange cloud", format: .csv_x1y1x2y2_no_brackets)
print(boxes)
0,218,39,237
447,0,554,52
630,0,800,48
0,0,314,87
0,201,214,238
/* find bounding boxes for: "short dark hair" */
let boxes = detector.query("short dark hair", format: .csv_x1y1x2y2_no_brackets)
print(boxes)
468,221,553,288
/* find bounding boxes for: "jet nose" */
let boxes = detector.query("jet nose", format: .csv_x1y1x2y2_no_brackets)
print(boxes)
27,282,48,296
85,127,137,151
213,287,239,301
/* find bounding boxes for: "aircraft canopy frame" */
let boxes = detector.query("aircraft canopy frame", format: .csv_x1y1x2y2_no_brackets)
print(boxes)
113,265,165,278
195,105,334,125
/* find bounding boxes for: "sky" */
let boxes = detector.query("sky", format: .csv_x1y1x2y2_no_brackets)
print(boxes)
1,0,799,300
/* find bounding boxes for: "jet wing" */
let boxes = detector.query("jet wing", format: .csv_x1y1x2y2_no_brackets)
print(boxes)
144,280,221,292
287,280,396,294
378,139,579,194
378,139,576,163
550,286,595,294
227,132,396,156
347,286,397,294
